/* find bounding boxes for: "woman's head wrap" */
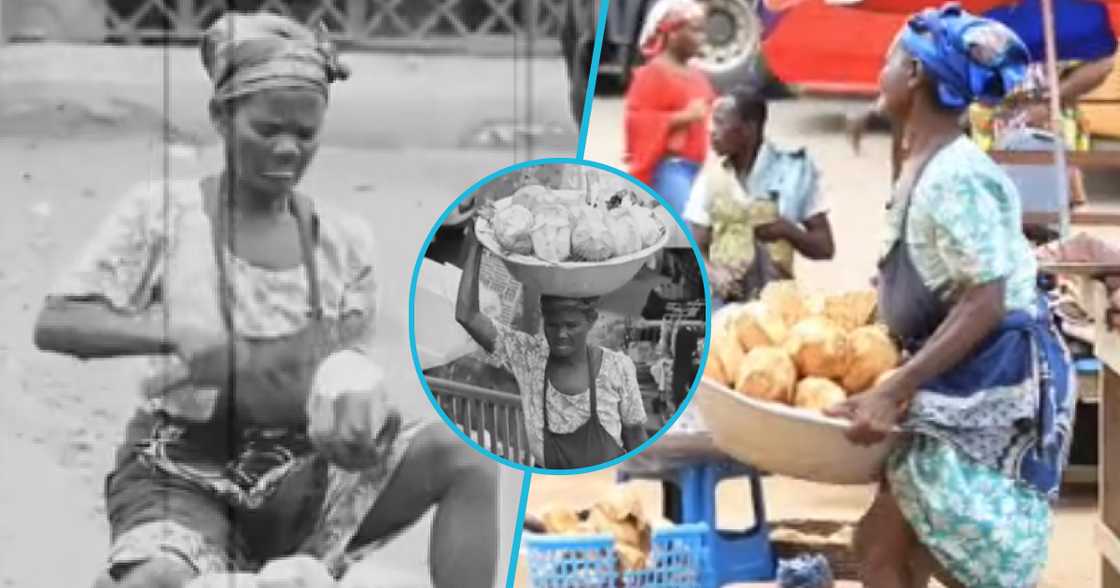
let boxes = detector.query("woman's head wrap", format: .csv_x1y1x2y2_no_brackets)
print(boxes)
639,0,705,58
540,295,600,320
201,12,350,102
899,3,1030,110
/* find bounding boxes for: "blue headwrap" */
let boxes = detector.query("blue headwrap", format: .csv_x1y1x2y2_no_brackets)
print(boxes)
900,3,1031,110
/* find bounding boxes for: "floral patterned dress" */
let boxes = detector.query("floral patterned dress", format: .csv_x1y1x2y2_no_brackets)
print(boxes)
880,137,1074,588
482,321,647,466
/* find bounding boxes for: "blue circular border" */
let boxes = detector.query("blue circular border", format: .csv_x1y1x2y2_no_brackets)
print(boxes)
408,157,713,475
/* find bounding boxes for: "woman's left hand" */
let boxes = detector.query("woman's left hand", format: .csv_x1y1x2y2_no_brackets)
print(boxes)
308,351,402,471
824,382,910,446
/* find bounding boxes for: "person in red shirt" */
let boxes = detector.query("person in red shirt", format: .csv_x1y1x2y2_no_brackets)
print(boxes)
624,0,717,213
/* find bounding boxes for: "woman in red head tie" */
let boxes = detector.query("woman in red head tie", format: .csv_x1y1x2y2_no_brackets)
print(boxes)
624,0,717,213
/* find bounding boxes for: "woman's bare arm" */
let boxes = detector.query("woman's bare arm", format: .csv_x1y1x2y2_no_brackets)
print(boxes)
887,280,1006,402
454,228,500,354
777,213,836,261
1060,57,1114,104
33,297,172,359
621,425,648,452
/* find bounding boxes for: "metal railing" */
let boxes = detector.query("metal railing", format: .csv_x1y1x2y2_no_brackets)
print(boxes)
426,376,533,466
101,0,565,52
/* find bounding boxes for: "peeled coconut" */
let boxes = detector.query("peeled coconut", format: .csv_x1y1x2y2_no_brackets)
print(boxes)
509,184,554,213
622,205,663,249
257,555,335,588
842,325,901,394
570,205,614,261
823,290,879,332
186,574,260,588
704,352,729,385
491,204,534,255
734,346,798,404
734,301,788,351
607,208,644,257
785,316,851,380
539,504,583,534
760,281,810,327
711,319,746,379
530,204,573,262
794,377,849,412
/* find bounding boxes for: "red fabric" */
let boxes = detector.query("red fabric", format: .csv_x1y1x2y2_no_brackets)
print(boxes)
763,2,901,95
820,0,1019,13
623,60,716,187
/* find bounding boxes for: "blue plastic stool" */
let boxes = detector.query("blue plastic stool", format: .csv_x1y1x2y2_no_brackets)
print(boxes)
618,458,776,587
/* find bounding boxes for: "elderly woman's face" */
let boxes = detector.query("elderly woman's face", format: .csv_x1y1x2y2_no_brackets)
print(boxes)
218,88,326,194
542,307,595,359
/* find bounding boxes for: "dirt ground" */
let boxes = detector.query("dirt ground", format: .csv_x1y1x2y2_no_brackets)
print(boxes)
0,44,577,588
511,95,1105,587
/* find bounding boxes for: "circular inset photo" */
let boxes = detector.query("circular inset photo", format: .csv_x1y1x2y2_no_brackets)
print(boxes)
409,158,711,473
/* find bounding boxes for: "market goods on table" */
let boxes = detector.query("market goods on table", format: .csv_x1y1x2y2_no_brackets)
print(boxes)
531,485,656,572
705,281,901,413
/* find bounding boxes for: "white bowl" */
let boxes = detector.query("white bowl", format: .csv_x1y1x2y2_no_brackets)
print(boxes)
475,200,670,298
693,379,900,485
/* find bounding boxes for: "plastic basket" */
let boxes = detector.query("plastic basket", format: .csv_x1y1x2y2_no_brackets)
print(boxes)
524,523,711,588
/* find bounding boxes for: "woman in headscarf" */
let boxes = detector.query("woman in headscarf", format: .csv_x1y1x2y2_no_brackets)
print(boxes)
684,86,834,308
455,228,649,470
624,0,717,213
823,6,1075,587
33,13,497,588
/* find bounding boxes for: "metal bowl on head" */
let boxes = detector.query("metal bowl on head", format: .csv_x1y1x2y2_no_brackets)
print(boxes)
693,378,900,485
474,198,671,298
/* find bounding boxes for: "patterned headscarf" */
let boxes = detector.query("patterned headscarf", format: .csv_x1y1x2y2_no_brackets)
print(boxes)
900,3,1030,110
201,12,350,102
639,0,705,58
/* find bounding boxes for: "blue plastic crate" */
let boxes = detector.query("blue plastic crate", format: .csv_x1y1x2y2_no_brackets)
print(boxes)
524,523,712,588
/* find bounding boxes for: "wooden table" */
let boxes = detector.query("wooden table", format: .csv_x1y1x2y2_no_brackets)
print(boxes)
1063,272,1120,587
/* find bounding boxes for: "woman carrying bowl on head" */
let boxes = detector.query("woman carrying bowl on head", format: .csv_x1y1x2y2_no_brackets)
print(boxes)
33,13,498,587
456,227,650,470
823,7,1075,588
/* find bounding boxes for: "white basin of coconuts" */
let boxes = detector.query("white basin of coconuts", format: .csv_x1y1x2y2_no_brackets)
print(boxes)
475,184,670,298
695,282,903,485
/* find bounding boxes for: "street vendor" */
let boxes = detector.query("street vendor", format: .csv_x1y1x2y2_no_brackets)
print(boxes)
456,227,649,470
684,87,834,307
824,7,1075,588
624,0,717,213
32,13,497,587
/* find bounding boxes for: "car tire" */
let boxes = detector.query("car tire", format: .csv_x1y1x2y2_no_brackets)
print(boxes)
696,0,765,92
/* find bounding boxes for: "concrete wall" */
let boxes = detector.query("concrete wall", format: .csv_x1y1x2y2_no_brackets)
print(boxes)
2,0,106,43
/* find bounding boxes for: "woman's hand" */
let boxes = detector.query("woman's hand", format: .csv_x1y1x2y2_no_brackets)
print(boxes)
754,218,796,243
307,351,402,471
824,379,912,446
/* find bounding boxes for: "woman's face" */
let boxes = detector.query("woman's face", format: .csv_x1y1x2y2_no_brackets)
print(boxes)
710,97,758,158
668,12,706,59
542,307,595,360
878,36,919,121
215,88,327,195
